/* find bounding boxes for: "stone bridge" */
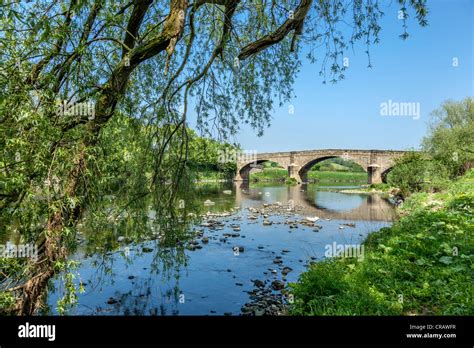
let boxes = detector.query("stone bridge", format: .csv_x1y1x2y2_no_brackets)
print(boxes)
235,149,408,184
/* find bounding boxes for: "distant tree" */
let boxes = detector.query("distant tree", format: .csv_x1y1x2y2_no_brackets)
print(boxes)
422,98,474,177
187,129,237,177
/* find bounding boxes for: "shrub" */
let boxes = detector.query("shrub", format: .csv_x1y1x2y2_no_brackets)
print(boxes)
289,172,474,315
387,152,449,196
285,177,298,185
422,98,474,177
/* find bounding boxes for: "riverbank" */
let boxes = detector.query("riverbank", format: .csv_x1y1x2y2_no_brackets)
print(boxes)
250,169,366,183
192,169,368,184
330,183,398,197
288,170,474,315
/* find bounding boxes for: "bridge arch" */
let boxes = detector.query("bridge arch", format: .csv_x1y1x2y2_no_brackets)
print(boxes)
381,166,394,183
236,159,288,181
234,149,407,184
298,156,368,183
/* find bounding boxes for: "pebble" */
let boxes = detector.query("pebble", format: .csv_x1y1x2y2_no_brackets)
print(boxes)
271,280,285,290
107,297,118,305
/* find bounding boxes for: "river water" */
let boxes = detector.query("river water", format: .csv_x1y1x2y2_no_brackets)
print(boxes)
46,182,395,315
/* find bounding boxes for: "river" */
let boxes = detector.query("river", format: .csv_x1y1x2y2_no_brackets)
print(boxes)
45,182,395,315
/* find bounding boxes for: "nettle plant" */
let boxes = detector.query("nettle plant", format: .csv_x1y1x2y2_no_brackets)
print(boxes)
0,0,427,314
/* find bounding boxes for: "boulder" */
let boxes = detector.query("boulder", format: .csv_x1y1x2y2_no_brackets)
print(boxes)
271,280,285,290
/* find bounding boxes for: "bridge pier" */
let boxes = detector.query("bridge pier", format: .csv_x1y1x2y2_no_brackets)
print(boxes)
288,164,302,183
235,162,261,181
368,165,382,184
234,172,243,181
234,166,250,181
235,150,404,184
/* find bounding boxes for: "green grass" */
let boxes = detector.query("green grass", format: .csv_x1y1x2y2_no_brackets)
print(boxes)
313,162,353,171
367,183,392,191
289,170,474,315
285,177,298,185
250,168,367,183
193,169,232,181
307,171,366,182
250,168,287,181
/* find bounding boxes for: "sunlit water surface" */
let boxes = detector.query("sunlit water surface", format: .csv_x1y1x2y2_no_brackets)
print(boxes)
45,183,395,315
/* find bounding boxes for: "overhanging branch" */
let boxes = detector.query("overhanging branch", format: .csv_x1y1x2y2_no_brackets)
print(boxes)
237,0,312,61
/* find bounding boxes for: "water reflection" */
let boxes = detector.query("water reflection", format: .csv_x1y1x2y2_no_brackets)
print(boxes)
46,182,395,315
235,183,394,221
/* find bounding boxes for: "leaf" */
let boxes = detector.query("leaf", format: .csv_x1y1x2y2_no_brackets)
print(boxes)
438,256,453,265
415,258,426,266
452,265,466,272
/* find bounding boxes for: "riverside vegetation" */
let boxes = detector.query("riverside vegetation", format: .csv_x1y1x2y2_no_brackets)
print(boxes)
290,170,473,315
2,0,469,316
289,98,474,316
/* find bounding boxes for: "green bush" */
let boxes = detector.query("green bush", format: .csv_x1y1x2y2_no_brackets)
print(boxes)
368,183,391,191
422,97,474,177
387,152,449,196
250,168,287,182
289,173,474,315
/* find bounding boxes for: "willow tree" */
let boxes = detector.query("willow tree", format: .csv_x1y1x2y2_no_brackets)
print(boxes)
0,0,428,314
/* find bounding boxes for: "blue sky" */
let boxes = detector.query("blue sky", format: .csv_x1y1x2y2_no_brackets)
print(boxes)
193,0,473,152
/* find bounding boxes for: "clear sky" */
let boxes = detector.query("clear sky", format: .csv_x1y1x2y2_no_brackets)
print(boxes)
192,0,473,153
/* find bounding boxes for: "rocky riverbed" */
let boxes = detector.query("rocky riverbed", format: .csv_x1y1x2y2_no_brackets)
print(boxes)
48,184,394,315
179,201,362,315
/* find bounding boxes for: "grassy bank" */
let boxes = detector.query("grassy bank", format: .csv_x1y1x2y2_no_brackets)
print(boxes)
335,183,397,195
289,170,474,315
193,170,233,182
250,168,366,183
